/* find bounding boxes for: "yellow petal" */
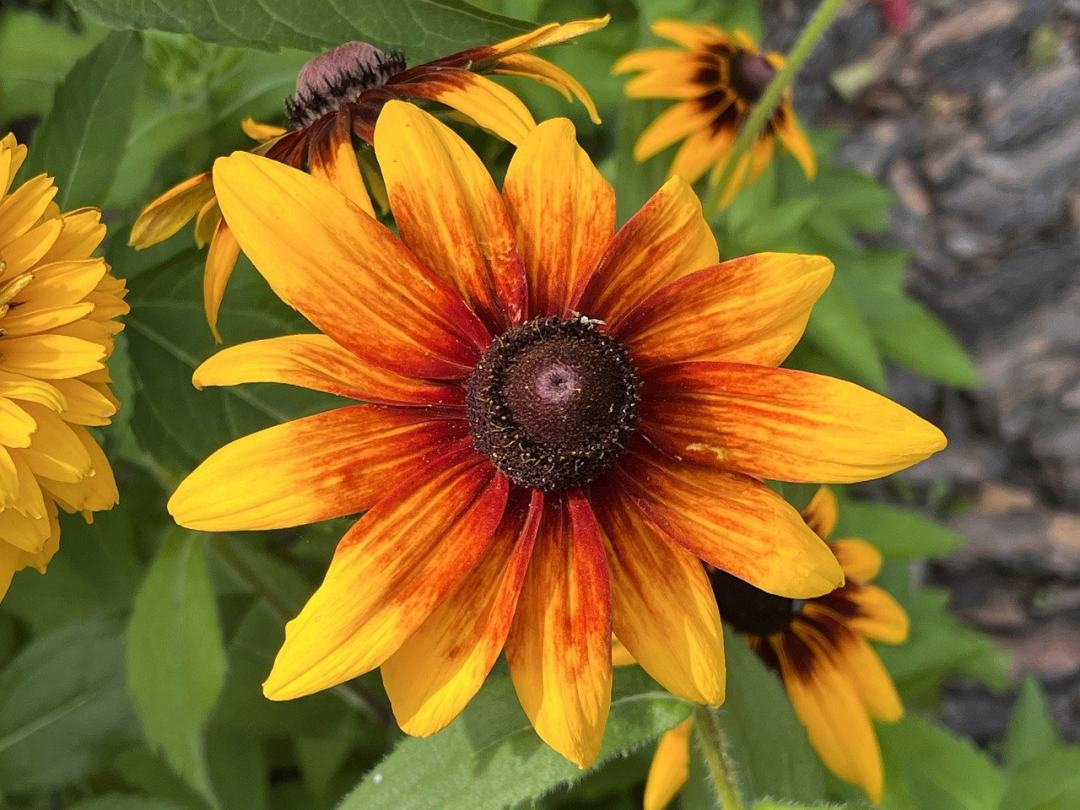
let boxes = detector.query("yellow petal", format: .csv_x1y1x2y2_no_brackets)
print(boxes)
775,104,817,180
644,718,693,810
632,100,717,163
307,110,375,216
400,71,536,146
494,53,601,124
202,221,241,344
833,538,882,582
0,335,105,379
129,172,215,248
802,487,839,540
848,584,910,644
242,117,287,142
651,19,730,50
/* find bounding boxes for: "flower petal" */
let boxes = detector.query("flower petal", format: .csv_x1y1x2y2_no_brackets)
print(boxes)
644,718,693,810
846,584,909,644
774,104,817,180
493,53,601,124
202,220,241,344
827,626,903,722
615,442,842,598
374,101,527,332
481,16,610,61
264,450,508,699
129,172,215,248
631,100,717,163
802,486,838,540
671,125,737,186
651,19,729,50
591,479,725,704
382,489,542,736
398,70,536,146
193,334,464,408
615,253,833,370
308,109,375,216
832,538,882,582
213,151,489,379
168,406,467,531
577,176,716,328
503,118,615,319
641,362,948,483
506,490,612,768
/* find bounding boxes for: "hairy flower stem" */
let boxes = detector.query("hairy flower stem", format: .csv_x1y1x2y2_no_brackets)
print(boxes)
704,0,848,216
694,707,746,810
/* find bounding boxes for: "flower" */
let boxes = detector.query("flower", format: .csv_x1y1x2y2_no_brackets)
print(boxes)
129,17,608,342
167,101,944,768
0,133,128,599
641,487,909,806
613,20,816,206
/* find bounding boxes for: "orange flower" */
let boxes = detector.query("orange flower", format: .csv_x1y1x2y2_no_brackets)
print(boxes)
168,102,943,768
129,17,607,341
642,488,909,806
614,20,816,205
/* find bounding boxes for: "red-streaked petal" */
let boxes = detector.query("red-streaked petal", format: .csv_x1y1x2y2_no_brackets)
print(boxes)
213,151,490,380
506,490,612,768
168,406,468,531
397,70,536,146
502,118,615,318
263,450,508,699
308,109,375,215
382,488,542,736
641,362,948,483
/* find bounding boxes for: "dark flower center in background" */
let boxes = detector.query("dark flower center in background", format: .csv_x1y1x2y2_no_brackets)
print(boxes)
286,41,406,129
730,50,776,103
467,316,640,491
710,568,799,636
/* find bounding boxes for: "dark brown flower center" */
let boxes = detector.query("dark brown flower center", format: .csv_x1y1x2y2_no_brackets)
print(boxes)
466,316,640,491
710,568,799,636
285,41,405,129
730,50,776,103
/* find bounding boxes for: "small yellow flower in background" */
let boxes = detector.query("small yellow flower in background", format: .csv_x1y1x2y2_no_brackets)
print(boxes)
128,17,608,342
640,487,909,807
614,20,816,206
166,101,942,769
0,133,128,600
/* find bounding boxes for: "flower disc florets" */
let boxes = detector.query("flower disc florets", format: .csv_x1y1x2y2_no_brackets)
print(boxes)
730,50,776,103
710,568,799,636
286,41,406,129
467,315,641,491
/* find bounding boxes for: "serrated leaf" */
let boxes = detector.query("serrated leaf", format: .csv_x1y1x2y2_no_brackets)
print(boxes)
0,618,138,792
834,499,964,559
68,0,529,62
339,667,689,810
23,30,144,209
718,628,827,803
127,530,228,807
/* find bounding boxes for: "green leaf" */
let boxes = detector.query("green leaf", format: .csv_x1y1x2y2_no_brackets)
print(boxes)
834,499,964,559
611,98,670,224
0,618,139,792
339,667,689,810
23,30,144,209
801,276,887,392
68,0,530,62
1003,679,1057,768
127,529,228,807
718,628,827,803
879,716,1003,810
869,295,980,388
68,797,187,810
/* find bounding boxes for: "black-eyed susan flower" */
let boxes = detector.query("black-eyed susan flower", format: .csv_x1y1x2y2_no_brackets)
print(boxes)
0,133,128,599
129,17,606,342
167,101,943,768
642,487,908,806
614,20,816,206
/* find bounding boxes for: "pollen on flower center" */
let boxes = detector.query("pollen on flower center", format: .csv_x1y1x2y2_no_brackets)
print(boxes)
709,568,800,636
285,41,406,129
730,50,776,103
466,316,641,491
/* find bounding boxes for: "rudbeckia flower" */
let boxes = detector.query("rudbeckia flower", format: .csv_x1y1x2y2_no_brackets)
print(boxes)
614,21,816,206
0,133,128,599
168,101,943,768
641,487,908,806
129,17,607,342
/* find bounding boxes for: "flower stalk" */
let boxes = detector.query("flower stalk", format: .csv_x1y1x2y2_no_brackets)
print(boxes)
694,706,746,810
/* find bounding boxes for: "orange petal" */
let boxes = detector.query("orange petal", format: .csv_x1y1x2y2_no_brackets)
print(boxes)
577,176,716,329
193,333,465,408
591,479,725,704
611,635,636,667
614,444,842,599
644,718,693,810
832,538,882,582
483,16,610,60
398,70,536,146
264,450,508,699
802,486,839,540
641,362,948,483
308,109,375,215
213,152,489,380
615,253,833,370
493,53,601,124
168,406,467,531
503,118,615,318
506,490,612,768
374,101,527,332
382,489,542,736
203,220,241,344
129,172,214,248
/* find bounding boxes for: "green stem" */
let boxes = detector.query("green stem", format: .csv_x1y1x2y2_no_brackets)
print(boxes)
694,707,746,810
703,0,847,216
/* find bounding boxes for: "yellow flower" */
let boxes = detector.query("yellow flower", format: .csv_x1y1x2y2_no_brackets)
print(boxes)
167,102,942,768
640,488,909,806
129,17,608,342
0,133,128,599
614,20,816,206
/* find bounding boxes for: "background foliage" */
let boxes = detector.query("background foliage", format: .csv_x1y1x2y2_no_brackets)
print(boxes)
0,0,1063,808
